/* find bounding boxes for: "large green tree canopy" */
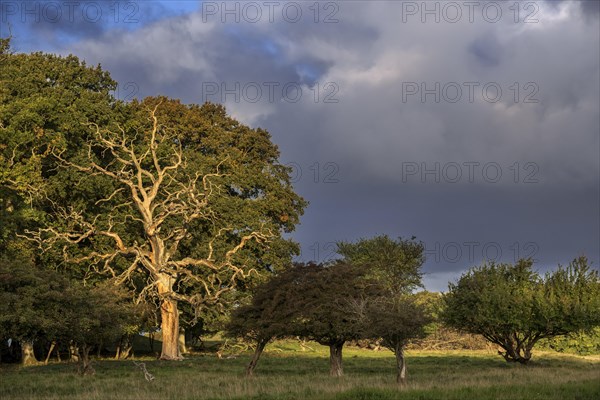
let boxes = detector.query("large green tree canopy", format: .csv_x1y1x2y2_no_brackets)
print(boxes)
0,38,117,247
1,39,307,360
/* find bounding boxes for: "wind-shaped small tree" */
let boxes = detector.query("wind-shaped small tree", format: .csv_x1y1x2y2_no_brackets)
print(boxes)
290,262,377,377
227,262,375,377
226,263,308,376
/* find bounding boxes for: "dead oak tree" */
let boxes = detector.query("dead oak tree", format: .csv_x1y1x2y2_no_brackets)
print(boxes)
26,97,305,360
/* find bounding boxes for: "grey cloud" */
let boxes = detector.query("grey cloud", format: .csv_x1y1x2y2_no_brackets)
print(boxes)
16,0,599,290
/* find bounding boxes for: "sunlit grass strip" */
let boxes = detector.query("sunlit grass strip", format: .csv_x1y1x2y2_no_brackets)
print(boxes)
1,346,598,400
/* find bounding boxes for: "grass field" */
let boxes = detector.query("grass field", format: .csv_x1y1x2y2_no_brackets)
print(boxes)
1,341,599,400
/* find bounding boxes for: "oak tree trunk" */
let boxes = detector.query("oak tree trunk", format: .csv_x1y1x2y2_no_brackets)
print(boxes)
246,338,268,377
329,342,344,377
160,296,182,360
21,340,38,366
394,344,407,385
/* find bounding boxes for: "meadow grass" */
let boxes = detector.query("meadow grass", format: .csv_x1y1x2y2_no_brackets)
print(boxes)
0,341,598,400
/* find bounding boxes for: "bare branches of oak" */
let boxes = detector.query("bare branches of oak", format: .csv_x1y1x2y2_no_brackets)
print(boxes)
24,101,277,359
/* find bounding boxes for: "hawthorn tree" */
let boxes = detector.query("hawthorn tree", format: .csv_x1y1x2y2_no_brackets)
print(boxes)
227,262,375,377
27,96,306,360
358,296,430,385
443,257,600,364
0,251,59,365
0,249,140,370
338,235,430,384
61,282,142,374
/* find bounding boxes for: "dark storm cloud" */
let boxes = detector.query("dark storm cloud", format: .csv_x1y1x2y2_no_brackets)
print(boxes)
468,34,504,67
581,0,600,15
545,0,600,15
12,0,598,290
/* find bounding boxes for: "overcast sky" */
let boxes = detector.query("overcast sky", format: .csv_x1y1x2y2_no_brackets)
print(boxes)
2,0,598,291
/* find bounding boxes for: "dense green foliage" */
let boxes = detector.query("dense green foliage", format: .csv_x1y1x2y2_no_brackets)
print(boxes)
229,237,431,380
227,263,312,345
0,249,141,371
336,235,424,295
443,257,600,363
336,236,430,383
539,327,600,355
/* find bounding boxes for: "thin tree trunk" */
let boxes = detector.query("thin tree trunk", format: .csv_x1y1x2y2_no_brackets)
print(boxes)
185,329,194,349
517,344,533,365
44,341,56,365
246,338,268,377
149,332,155,353
329,342,344,377
96,340,103,358
395,344,407,386
114,342,121,360
69,343,79,362
160,296,182,360
178,329,187,355
21,340,38,366
78,344,95,375
116,335,133,359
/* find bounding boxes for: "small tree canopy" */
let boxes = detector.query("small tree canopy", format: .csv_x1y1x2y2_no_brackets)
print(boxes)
336,235,424,295
226,262,311,345
362,296,431,351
